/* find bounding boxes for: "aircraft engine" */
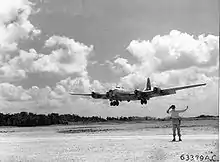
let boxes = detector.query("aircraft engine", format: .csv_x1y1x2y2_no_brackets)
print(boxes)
106,90,114,98
91,92,101,98
153,87,162,94
134,89,138,96
134,90,142,98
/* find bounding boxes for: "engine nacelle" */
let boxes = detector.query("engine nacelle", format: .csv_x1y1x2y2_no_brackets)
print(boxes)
153,87,162,93
106,90,114,98
91,92,101,98
134,90,142,98
134,89,139,96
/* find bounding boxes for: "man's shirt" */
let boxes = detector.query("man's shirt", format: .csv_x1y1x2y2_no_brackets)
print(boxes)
169,109,187,118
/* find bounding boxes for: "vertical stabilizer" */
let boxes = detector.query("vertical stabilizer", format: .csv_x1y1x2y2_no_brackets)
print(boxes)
144,78,151,91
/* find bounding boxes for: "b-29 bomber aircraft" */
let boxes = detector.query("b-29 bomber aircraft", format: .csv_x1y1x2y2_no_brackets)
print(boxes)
69,78,206,106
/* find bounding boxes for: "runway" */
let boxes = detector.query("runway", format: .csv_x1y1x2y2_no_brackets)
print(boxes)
0,121,218,162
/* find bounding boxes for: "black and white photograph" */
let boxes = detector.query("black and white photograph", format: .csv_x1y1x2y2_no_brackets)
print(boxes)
0,0,219,161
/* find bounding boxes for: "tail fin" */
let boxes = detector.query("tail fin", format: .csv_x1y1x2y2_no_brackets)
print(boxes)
144,78,151,91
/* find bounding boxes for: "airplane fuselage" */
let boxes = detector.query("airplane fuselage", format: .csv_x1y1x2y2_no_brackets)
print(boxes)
108,88,176,102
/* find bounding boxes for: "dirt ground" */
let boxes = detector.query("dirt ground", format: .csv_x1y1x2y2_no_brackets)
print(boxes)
0,120,218,162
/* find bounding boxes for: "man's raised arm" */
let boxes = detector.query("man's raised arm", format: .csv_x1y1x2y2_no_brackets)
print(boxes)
176,106,189,113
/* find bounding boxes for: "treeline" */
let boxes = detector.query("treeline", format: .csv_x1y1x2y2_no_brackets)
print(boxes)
0,112,149,127
0,112,106,127
0,112,218,127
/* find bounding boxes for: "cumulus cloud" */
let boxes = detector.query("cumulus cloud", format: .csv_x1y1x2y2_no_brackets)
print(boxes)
0,82,31,101
0,1,94,82
0,0,41,52
0,74,112,116
33,35,93,76
57,76,91,93
151,31,219,71
0,65,26,82
56,76,108,94
108,30,219,89
112,57,136,74
0,36,94,82
0,74,104,105
0,0,41,81
0,49,38,80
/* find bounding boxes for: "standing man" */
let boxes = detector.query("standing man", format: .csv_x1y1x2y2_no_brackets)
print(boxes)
167,105,188,141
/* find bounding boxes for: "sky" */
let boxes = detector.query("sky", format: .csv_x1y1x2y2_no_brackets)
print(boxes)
0,0,219,117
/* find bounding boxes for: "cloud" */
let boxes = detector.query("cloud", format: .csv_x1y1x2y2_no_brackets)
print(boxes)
33,35,93,76
0,0,94,83
0,75,111,116
0,49,40,81
0,35,94,82
151,31,219,71
108,30,219,89
0,0,41,81
56,76,108,93
113,57,136,74
0,82,31,101
56,76,91,93
0,0,41,52
0,74,104,104
151,66,217,87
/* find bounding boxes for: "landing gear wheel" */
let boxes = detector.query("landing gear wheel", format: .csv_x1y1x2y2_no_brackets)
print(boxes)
110,100,119,106
141,100,143,105
116,100,119,106
140,99,147,105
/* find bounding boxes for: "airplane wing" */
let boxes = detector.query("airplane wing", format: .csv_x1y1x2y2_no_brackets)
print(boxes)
69,92,108,99
137,83,206,99
162,83,206,92
69,93,92,96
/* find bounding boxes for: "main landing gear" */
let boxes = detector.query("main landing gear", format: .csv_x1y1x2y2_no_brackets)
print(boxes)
110,100,119,106
140,99,147,105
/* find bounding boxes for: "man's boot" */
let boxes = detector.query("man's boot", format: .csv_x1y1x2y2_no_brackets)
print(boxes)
179,136,182,141
172,135,176,141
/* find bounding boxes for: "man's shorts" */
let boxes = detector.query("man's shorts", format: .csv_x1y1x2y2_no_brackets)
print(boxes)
172,118,181,125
